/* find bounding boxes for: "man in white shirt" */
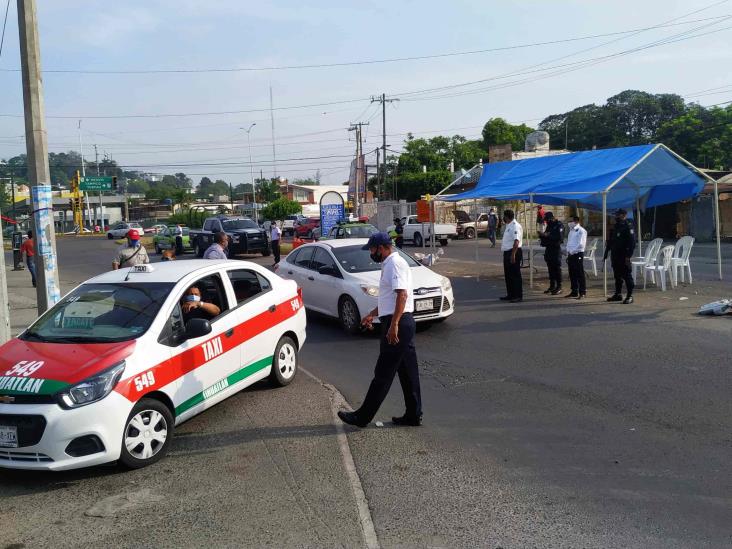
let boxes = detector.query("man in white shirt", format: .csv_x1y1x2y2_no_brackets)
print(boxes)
338,232,422,428
500,209,523,303
565,215,588,299
203,231,229,259
270,221,282,265
174,224,184,255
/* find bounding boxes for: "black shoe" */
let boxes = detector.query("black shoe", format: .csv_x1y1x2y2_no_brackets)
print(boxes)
392,414,422,427
337,410,368,428
623,295,634,304
499,296,511,301
543,287,555,294
607,294,623,302
550,287,563,295
565,292,579,298
510,297,523,303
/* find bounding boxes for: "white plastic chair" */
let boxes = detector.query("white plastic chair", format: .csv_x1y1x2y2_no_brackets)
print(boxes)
671,236,694,285
644,245,675,291
631,238,662,281
583,238,599,277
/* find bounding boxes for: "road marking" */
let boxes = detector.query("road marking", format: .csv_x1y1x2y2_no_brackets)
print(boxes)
301,366,380,549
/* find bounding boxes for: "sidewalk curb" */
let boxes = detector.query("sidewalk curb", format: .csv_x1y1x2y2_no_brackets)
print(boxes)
301,366,380,549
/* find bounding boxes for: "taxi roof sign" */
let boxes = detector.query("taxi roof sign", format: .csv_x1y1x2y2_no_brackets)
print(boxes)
132,264,155,273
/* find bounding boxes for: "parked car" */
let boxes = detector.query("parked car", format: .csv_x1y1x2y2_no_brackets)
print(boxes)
318,222,378,240
0,260,306,470
153,226,193,254
294,217,320,238
189,216,270,258
276,238,454,333
282,214,307,236
454,210,491,239
107,222,143,240
144,224,168,235
387,215,457,247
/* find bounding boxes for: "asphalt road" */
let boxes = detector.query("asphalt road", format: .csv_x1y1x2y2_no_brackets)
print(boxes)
4,236,732,548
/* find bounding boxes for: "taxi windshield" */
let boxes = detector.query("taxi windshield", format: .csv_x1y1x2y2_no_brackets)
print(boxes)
331,245,420,273
20,283,174,344
343,225,377,238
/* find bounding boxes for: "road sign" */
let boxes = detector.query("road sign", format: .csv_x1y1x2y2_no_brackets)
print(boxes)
79,176,114,191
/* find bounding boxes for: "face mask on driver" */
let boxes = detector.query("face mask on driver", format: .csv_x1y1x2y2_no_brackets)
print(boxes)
185,294,201,302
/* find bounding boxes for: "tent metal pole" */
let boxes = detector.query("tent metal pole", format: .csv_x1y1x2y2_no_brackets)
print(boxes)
636,197,642,257
602,192,607,297
473,199,478,263
713,177,722,280
529,194,534,288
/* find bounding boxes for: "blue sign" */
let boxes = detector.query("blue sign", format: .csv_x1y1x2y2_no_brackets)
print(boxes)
320,191,346,237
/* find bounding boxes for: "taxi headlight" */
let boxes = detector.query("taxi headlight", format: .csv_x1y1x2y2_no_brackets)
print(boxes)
441,277,452,292
58,362,126,409
360,285,379,297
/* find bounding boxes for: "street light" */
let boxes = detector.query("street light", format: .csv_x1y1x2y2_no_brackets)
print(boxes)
240,123,257,222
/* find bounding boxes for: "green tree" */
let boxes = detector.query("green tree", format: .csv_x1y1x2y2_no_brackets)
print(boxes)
657,104,732,169
257,178,281,202
291,177,318,186
126,179,150,194
481,118,534,152
261,197,302,221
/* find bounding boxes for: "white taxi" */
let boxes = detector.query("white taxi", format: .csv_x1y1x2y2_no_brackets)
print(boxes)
0,260,306,470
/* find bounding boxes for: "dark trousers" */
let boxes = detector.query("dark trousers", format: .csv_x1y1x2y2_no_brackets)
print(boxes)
503,248,523,299
611,254,634,296
355,313,421,422
487,228,496,246
272,239,281,263
395,237,404,249
26,257,36,287
175,236,184,255
567,252,586,294
544,247,562,289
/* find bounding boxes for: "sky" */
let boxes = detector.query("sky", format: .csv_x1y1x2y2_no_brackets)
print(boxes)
0,0,730,186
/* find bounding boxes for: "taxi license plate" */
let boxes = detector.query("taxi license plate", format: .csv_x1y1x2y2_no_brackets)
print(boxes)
0,425,18,448
415,298,434,312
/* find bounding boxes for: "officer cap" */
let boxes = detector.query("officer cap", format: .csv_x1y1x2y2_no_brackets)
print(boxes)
614,208,627,216
363,232,392,250
544,211,554,219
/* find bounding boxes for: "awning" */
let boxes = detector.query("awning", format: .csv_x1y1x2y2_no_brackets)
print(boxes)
441,144,711,211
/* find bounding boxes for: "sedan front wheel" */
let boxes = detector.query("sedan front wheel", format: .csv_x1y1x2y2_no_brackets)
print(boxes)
119,398,174,469
339,296,361,335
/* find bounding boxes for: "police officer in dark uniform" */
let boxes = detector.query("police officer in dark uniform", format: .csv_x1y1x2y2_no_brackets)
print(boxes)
539,211,564,295
603,208,636,304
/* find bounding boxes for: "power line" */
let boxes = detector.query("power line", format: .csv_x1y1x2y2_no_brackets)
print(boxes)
0,15,729,74
0,0,9,60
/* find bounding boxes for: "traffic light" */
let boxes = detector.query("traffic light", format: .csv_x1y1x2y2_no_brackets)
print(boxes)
112,176,118,191
68,199,74,210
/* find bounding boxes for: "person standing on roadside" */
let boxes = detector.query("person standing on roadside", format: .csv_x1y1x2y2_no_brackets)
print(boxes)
270,221,282,264
203,231,229,259
603,208,636,304
20,230,36,287
500,209,523,303
112,229,149,269
174,224,184,255
338,232,422,428
487,208,498,247
565,215,587,299
394,217,404,249
539,211,564,295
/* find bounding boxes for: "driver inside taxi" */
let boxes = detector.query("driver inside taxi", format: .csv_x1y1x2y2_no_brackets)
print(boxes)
180,285,221,322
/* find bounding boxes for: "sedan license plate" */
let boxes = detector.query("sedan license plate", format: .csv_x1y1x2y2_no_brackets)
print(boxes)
0,425,18,448
415,298,435,312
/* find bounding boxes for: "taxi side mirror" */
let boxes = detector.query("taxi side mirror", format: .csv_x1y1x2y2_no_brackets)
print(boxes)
184,318,212,340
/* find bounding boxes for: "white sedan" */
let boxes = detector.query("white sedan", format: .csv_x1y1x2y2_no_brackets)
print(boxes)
277,238,454,333
107,222,143,239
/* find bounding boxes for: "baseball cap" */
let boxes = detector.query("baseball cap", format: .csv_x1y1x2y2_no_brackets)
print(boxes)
614,208,627,216
362,232,392,249
544,211,554,219
127,229,141,240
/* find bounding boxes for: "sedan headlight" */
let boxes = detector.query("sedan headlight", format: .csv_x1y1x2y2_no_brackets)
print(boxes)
360,285,379,297
441,277,452,292
58,362,126,409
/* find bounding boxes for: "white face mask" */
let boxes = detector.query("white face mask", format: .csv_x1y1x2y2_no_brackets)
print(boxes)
568,222,576,230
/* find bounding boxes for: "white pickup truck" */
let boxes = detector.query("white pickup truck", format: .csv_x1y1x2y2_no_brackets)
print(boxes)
388,215,458,247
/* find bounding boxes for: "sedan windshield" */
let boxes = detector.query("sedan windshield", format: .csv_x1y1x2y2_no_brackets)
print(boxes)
223,219,258,230
20,283,174,343
342,225,377,238
331,245,420,273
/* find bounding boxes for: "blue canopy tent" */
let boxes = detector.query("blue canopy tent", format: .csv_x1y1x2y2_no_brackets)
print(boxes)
438,144,722,293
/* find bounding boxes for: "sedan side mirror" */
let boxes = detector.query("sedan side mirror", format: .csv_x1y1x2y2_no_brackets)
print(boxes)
184,318,212,340
318,265,340,278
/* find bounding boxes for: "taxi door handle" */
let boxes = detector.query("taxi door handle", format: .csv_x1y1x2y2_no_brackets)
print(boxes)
307,276,314,281
225,328,234,337
269,305,277,313
287,270,293,275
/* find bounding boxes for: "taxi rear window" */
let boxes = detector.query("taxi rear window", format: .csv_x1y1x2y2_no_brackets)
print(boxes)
21,283,174,344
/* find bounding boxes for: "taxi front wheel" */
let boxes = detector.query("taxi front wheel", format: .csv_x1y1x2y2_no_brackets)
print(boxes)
119,398,174,469
270,336,298,387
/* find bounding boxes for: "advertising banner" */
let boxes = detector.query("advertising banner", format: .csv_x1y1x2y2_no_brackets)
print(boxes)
31,185,61,307
320,191,346,238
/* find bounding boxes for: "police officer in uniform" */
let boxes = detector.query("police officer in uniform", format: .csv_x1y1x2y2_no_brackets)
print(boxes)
603,208,636,304
338,232,422,428
539,211,564,295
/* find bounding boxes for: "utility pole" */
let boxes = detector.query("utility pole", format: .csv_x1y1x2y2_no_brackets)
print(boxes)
348,122,369,216
269,84,277,178
18,0,61,313
94,144,104,229
371,93,399,203
0,227,9,343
